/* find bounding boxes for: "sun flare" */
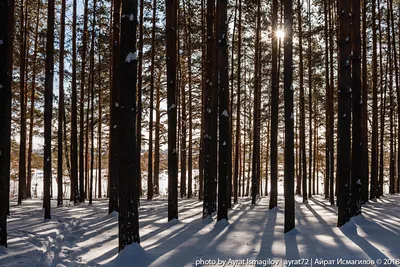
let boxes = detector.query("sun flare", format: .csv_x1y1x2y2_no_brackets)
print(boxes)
276,29,285,40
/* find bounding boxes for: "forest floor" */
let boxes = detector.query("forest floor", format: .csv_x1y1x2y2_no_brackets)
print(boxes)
1,194,400,267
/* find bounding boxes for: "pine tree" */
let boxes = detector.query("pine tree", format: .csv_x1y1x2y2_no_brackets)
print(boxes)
337,0,351,227
251,0,261,205
167,0,178,222
0,0,13,246
108,0,121,214
118,0,140,250
298,0,307,203
185,0,193,199
79,0,90,203
307,0,313,199
284,0,295,233
370,0,378,200
203,0,216,218
57,0,66,207
217,0,229,221
351,0,362,215
323,0,330,200
17,0,27,204
233,0,242,204
361,0,369,203
89,0,97,205
136,0,144,199
70,0,79,204
389,0,399,194
43,0,55,220
269,0,279,210
148,0,156,201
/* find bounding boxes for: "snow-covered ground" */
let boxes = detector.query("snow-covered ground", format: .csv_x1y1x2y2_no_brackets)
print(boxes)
1,194,400,267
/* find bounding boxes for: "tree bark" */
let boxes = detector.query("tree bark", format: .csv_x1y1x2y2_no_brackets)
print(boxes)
58,0,66,206
78,0,89,203
70,0,79,204
283,0,295,233
370,0,378,200
0,0,14,246
44,0,55,219
337,0,352,226
203,0,216,218
118,0,140,250
167,0,178,221
269,0,279,210
148,0,157,201
108,0,121,214
18,0,27,204
217,0,229,221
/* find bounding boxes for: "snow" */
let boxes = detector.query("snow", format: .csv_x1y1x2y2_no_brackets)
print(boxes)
2,194,400,266
125,52,137,63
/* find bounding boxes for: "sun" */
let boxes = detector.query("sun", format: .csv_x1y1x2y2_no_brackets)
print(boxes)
276,29,285,40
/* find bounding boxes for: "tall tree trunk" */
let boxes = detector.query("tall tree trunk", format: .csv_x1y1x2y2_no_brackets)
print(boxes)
233,0,242,203
44,0,55,219
27,0,41,199
312,109,316,195
351,0,362,215
153,72,161,195
198,0,205,201
85,93,90,198
265,102,271,196
167,0,178,221
107,0,113,199
89,0,97,205
377,0,384,198
183,0,193,199
203,0,216,217
361,0,369,203
337,0,351,226
148,0,157,201
232,0,242,203
18,0,27,204
386,0,393,195
217,0,229,221
118,0,140,250
389,0,399,195
328,0,335,205
0,0,14,246
58,0,66,206
323,0,330,200
137,0,144,200
70,0,79,204
307,0,312,199
370,0,378,200
79,0,89,203
251,0,261,205
97,39,102,199
283,0,295,233
109,0,121,213
298,0,307,203
269,0,279,210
